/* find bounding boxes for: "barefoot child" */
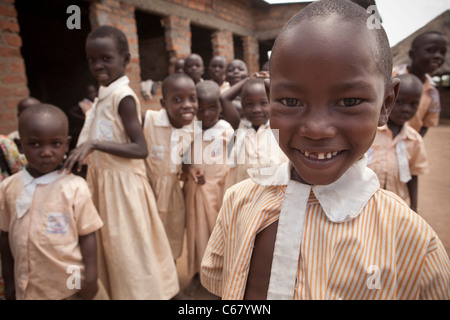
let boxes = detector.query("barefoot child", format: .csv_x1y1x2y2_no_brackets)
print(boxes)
143,73,198,260
368,74,429,212
201,0,449,300
183,81,234,292
0,104,104,300
62,25,179,300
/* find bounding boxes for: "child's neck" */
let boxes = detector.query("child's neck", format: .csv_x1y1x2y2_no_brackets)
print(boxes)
407,65,426,83
387,119,403,139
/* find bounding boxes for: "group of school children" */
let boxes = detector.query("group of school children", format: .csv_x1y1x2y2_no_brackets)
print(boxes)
0,0,449,301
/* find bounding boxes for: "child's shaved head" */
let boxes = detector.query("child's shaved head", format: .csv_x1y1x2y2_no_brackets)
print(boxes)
19,104,69,137
271,0,392,85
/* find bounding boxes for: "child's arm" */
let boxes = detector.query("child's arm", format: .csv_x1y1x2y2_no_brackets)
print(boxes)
0,231,15,300
77,232,98,300
61,96,148,173
220,77,249,130
407,175,418,212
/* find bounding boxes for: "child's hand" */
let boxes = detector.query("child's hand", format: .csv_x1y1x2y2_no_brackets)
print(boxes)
77,279,99,300
60,141,95,174
251,71,269,79
189,167,205,185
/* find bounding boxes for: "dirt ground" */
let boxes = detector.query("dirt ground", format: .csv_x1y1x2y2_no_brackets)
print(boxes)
176,122,450,299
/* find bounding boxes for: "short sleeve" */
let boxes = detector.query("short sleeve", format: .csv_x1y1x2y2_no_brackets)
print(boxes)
408,135,429,176
419,236,450,299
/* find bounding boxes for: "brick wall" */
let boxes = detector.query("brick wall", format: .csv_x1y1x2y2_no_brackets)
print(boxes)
0,0,29,134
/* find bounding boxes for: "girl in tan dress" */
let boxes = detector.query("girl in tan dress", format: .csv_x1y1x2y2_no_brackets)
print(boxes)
62,26,179,300
142,73,198,261
183,81,234,295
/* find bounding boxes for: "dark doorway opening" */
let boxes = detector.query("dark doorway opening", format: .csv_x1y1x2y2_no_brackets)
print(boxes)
191,24,213,79
233,34,244,62
15,0,93,113
135,10,168,82
259,38,274,70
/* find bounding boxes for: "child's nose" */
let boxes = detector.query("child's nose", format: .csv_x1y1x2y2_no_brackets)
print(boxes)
40,147,53,157
299,109,337,139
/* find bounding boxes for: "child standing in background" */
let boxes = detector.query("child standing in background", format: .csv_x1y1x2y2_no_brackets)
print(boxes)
143,73,198,261
368,74,429,212
1,104,104,300
183,81,234,295
221,75,288,187
208,56,230,93
224,59,250,119
62,25,179,300
184,53,205,84
393,31,447,137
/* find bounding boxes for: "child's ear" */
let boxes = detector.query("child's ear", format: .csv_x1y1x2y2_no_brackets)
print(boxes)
160,98,166,109
378,77,401,126
66,136,72,152
15,138,23,154
264,78,271,101
123,52,131,66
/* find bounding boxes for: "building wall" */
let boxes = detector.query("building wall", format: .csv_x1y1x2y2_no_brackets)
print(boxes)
0,0,307,134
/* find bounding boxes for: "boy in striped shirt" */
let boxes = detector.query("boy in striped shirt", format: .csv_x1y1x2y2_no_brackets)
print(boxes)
200,0,449,300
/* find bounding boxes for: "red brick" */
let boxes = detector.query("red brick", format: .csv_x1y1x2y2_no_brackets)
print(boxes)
3,32,21,47
0,4,17,18
2,74,26,85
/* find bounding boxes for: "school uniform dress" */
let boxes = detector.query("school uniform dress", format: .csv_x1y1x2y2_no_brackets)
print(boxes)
143,108,194,259
367,124,429,203
183,119,234,276
393,64,441,132
77,76,179,300
201,157,450,300
0,170,104,300
226,119,288,188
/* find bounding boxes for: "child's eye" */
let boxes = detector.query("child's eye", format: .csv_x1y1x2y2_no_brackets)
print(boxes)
337,98,362,107
103,56,111,62
190,96,197,103
280,98,302,107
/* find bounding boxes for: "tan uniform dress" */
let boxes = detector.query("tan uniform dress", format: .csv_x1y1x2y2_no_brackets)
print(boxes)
143,108,194,259
183,119,234,276
77,76,179,300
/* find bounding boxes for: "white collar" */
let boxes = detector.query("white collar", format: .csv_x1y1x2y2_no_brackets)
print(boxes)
16,169,65,219
263,155,380,299
155,109,194,134
248,155,380,223
97,76,129,100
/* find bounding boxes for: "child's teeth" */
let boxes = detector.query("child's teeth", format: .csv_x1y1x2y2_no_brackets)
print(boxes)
304,151,309,156
326,152,332,159
318,153,325,160
332,151,338,156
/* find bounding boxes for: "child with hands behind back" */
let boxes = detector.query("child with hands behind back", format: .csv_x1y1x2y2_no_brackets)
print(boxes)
201,0,449,300
0,104,104,300
61,25,179,300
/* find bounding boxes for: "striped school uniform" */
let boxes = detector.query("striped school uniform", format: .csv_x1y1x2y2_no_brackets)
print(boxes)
200,157,450,300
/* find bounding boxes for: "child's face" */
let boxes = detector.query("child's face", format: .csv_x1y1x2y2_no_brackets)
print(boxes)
197,93,221,130
184,56,204,82
175,59,185,74
410,34,447,75
19,115,70,178
389,85,421,126
161,78,198,128
242,83,269,128
226,60,248,85
268,17,398,185
86,37,129,87
209,57,226,83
